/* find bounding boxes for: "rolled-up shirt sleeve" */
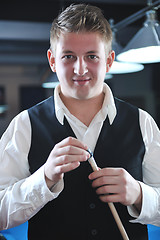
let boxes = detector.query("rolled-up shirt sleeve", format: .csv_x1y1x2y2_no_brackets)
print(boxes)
0,110,63,230
128,109,160,226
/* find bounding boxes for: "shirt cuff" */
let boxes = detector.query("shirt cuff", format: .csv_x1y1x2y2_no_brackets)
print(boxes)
37,165,64,198
127,181,159,225
22,165,64,208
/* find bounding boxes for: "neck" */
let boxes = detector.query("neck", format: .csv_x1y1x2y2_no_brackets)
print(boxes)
60,92,105,126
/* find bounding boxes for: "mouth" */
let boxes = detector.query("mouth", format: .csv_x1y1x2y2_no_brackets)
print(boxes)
72,78,91,86
72,76,91,81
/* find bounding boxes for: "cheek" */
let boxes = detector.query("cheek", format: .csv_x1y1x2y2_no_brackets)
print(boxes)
58,61,72,73
56,61,66,74
94,62,107,77
56,64,73,84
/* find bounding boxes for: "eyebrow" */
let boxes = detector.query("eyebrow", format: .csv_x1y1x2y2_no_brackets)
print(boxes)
62,50,74,54
62,50,98,54
87,51,98,54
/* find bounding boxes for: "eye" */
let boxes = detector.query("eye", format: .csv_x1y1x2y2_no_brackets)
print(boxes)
89,55,96,59
65,55,73,59
88,55,98,61
62,55,75,60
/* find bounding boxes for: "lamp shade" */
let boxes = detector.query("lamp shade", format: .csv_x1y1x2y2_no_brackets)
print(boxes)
117,10,160,64
111,30,144,73
42,72,59,88
109,61,144,74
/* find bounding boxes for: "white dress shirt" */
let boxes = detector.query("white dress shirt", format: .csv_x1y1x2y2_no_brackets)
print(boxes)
0,83,160,230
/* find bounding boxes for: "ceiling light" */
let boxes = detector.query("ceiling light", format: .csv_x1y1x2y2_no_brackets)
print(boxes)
117,10,160,64
42,82,59,88
109,61,144,74
42,73,59,88
0,105,8,114
110,26,144,73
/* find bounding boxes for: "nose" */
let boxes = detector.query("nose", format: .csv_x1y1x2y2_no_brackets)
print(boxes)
74,57,88,76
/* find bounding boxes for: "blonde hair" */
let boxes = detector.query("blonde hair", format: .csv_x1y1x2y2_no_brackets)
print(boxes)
50,4,112,53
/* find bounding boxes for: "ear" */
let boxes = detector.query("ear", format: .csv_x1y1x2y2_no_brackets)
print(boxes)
106,50,115,73
47,49,56,72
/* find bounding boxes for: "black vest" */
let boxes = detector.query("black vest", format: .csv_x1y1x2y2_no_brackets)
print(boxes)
28,96,148,240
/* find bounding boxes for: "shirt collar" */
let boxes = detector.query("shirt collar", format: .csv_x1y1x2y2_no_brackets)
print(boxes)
101,83,117,124
54,84,69,125
54,83,117,125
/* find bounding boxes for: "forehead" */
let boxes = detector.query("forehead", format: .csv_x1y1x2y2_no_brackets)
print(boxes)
55,32,106,54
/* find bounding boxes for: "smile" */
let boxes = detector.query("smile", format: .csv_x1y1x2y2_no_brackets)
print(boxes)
72,79,90,86
72,77,91,81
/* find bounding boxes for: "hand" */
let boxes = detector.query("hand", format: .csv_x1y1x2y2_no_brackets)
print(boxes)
44,137,90,189
88,168,142,211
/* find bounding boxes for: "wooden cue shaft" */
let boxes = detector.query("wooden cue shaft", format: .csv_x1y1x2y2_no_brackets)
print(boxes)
88,156,129,240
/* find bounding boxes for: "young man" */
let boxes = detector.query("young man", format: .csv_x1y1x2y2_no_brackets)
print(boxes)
0,3,160,240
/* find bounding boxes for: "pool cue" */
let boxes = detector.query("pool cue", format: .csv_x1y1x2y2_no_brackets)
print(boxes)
87,150,129,240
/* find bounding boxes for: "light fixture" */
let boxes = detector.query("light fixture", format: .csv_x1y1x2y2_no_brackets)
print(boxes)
42,72,59,88
117,9,160,64
109,20,144,74
0,105,8,114
109,61,144,74
42,81,59,88
112,0,160,64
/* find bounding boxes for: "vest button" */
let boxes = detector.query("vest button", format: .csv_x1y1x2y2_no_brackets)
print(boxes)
91,229,98,236
89,203,96,209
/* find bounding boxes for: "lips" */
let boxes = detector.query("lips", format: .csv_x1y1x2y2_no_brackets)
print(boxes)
72,77,91,81
72,78,90,86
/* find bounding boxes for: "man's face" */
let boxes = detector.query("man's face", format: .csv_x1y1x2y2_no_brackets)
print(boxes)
48,32,114,100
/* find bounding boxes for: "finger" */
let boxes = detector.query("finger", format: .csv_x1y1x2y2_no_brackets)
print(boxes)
91,176,119,188
54,153,89,167
55,161,81,175
89,168,125,180
95,184,121,195
56,145,90,158
55,137,88,150
99,193,120,203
